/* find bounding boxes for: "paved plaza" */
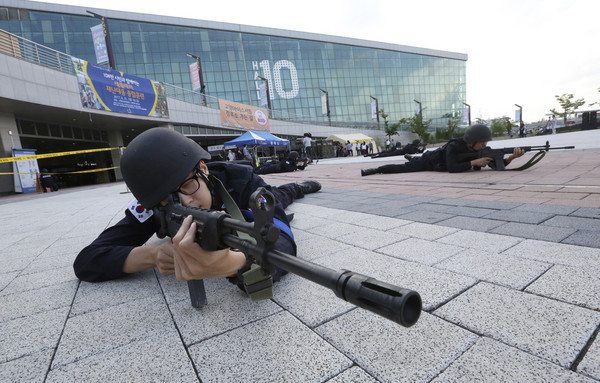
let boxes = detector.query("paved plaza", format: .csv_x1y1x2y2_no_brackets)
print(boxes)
1,130,599,382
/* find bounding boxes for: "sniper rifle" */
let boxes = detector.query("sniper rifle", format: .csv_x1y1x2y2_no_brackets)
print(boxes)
154,188,422,327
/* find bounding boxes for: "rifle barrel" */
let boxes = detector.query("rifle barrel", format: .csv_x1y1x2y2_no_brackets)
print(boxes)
223,234,422,327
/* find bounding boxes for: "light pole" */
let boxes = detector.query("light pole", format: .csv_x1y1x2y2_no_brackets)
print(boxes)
515,103,523,126
413,99,422,118
186,52,207,106
463,102,471,126
370,96,380,129
319,88,331,126
257,75,272,117
86,11,116,70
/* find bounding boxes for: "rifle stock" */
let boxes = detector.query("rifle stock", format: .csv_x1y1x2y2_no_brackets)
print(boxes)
155,188,422,327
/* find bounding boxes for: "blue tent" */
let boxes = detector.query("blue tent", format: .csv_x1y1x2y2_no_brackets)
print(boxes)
224,131,289,147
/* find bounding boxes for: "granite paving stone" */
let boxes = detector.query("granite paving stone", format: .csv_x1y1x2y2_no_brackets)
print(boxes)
500,239,600,269
513,204,579,215
490,221,577,242
0,307,69,363
481,209,556,224
46,331,198,382
434,248,552,289
432,337,595,382
328,366,379,382
525,264,600,310
70,270,161,315
436,216,506,231
578,336,600,380
395,210,455,223
333,211,412,230
561,230,600,248
571,207,600,219
0,350,54,383
434,282,600,368
168,278,282,345
317,310,479,383
0,280,77,322
52,296,174,368
542,215,600,231
436,230,521,253
375,258,478,311
0,266,77,296
388,221,460,240
336,228,409,250
377,237,464,266
189,311,352,382
306,221,364,238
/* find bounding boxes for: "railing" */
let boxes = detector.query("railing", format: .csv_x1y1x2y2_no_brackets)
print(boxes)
0,28,381,130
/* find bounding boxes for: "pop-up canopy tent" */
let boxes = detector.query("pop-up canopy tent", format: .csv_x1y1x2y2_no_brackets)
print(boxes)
224,130,289,147
325,133,379,154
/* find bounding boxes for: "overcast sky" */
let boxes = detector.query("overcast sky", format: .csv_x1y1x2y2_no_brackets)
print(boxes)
42,0,600,123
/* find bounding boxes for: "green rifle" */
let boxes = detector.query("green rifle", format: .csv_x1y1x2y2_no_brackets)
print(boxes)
154,188,422,327
459,140,574,170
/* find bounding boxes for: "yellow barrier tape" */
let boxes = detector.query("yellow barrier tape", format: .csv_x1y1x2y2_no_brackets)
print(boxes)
0,166,119,175
0,147,123,163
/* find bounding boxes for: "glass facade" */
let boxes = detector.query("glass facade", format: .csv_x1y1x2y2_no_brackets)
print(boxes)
0,5,466,129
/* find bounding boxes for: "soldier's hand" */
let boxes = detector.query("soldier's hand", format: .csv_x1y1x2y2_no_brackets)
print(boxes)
155,242,175,275
471,157,492,168
171,215,246,281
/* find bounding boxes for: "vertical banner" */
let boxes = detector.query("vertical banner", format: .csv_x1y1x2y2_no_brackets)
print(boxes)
219,99,270,131
371,101,377,119
189,62,201,91
462,107,470,124
90,24,108,65
515,109,521,122
12,148,39,193
415,104,421,114
259,83,268,106
321,94,328,115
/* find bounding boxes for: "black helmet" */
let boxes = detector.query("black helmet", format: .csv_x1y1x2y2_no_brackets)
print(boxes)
288,151,299,161
464,124,492,143
120,128,211,208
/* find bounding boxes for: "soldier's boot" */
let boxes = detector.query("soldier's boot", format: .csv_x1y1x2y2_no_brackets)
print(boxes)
361,168,379,176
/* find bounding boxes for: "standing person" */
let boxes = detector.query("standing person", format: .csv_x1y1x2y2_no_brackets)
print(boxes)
346,141,353,156
242,144,252,160
550,115,557,135
519,121,525,137
227,150,235,162
386,138,391,150
368,141,373,154
361,124,525,176
73,128,321,284
302,133,313,161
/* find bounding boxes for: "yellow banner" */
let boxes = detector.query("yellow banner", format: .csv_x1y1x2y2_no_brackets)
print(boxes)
219,99,270,131
0,147,122,163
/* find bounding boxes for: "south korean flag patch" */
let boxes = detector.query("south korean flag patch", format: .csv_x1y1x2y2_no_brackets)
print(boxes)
128,199,154,223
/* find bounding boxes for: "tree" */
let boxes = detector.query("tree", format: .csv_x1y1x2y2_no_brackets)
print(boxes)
550,93,586,128
446,116,461,139
490,117,512,137
406,110,432,142
378,109,398,140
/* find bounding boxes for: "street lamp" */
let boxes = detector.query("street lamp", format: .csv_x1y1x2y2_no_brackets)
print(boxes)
515,104,523,126
186,52,207,106
462,102,471,126
413,99,422,118
86,11,116,70
256,75,272,117
319,88,331,126
370,96,380,129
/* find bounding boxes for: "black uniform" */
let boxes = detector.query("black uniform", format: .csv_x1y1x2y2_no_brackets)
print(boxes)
74,162,303,282
253,157,306,175
377,138,476,174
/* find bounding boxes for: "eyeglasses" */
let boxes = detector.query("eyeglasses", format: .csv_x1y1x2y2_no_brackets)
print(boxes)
175,167,203,195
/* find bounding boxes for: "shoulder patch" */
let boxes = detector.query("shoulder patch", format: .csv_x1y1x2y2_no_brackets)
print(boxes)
128,199,154,223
